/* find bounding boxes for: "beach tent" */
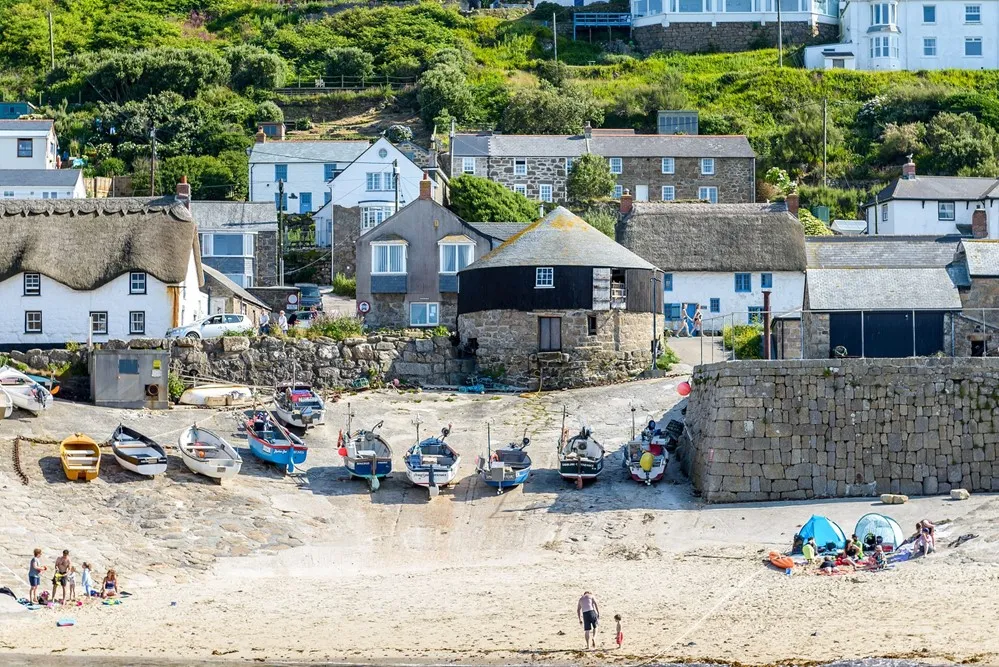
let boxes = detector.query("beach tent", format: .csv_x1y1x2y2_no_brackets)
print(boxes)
793,515,846,553
854,513,906,551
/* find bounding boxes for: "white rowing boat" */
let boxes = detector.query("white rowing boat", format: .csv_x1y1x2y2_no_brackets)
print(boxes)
178,383,253,407
178,425,242,483
0,366,52,414
111,424,168,477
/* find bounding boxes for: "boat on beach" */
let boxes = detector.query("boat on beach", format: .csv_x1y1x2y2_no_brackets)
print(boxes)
404,421,460,498
557,407,605,486
338,404,393,490
178,383,254,407
178,424,242,483
475,424,531,494
110,424,168,477
60,433,101,481
245,410,307,474
0,388,12,419
621,407,668,486
0,366,53,414
273,383,325,428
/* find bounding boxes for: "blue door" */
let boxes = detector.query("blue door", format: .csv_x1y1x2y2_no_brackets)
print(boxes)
299,192,312,213
683,303,698,336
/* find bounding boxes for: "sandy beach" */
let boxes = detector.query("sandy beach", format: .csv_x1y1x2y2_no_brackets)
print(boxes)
1,378,997,665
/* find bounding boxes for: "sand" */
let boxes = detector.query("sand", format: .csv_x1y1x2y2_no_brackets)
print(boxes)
0,378,997,665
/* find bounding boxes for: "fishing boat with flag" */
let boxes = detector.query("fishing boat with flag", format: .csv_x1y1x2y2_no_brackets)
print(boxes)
338,403,393,491
404,420,460,498
245,410,308,474
621,406,668,485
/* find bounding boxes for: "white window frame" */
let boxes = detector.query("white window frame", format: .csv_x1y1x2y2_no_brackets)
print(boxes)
566,157,575,172
608,157,623,174
871,2,897,25
514,159,527,176
698,186,718,203
129,311,146,335
462,157,475,174
661,185,675,201
535,267,554,289
661,157,675,174
129,272,146,295
700,158,715,175
409,302,440,327
881,204,888,222
938,201,956,221
365,172,383,191
965,37,983,56
90,311,108,335
439,242,475,274
361,206,392,231
613,185,623,198
922,4,936,22
539,183,553,203
513,184,527,196
371,242,407,275
923,37,937,56
965,4,981,23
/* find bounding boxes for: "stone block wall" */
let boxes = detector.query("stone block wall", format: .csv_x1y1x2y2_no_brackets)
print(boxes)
255,231,278,287
458,309,654,389
364,294,459,330
956,281,999,356
802,311,830,359
486,157,569,200
686,358,999,503
617,157,755,203
332,205,362,277
634,20,837,54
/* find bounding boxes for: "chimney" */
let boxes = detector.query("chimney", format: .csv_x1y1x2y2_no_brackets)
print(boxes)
419,173,432,200
901,155,916,180
583,121,592,139
255,127,266,143
176,175,191,209
619,188,633,216
972,206,988,238
785,192,799,218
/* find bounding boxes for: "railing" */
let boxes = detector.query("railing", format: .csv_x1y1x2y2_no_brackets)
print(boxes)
276,75,418,95
572,12,632,38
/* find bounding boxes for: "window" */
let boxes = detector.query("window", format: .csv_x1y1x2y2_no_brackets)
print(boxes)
566,157,575,172
923,37,937,56
372,243,406,274
665,303,682,320
938,201,956,221
966,37,983,56
118,359,139,375
923,4,935,22
324,164,336,181
661,185,675,201
966,4,981,22
299,192,312,213
587,315,597,336
129,272,147,294
23,273,40,296
462,157,475,174
90,312,108,335
871,2,896,24
274,164,287,181
609,158,623,174
538,317,561,352
378,148,388,159
832,58,846,68
440,243,473,273
361,206,392,231
698,186,718,204
129,311,146,335
24,311,42,334
536,267,554,288
700,158,715,175
761,273,773,289
661,157,675,174
734,273,751,293
324,191,332,205
2,191,13,198
514,159,527,176
42,192,58,199
366,172,383,191
710,298,720,313
871,36,891,58
881,204,888,222
212,234,246,256
513,184,527,196
410,302,439,327
539,184,553,203
664,273,673,291
748,306,764,324
16,138,32,158
613,185,623,198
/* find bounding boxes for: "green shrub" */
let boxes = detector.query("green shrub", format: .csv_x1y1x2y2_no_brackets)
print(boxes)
428,325,451,337
332,272,357,298
167,372,186,402
221,328,256,337
722,324,763,360
306,314,364,341
655,345,680,371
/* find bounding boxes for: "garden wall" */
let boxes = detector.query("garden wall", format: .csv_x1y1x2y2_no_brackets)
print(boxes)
686,358,999,503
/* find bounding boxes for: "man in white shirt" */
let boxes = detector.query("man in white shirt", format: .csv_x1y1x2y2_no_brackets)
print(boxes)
277,310,288,334
259,311,270,336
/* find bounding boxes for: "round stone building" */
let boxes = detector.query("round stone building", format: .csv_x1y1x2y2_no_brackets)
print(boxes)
457,207,664,389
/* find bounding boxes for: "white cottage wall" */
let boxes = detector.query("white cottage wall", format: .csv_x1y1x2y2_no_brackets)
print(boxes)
663,270,805,328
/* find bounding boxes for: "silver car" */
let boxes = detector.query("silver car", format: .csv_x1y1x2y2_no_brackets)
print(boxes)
166,314,253,339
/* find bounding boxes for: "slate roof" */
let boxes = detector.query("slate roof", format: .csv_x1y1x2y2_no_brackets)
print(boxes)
805,235,962,269
467,222,530,242
869,176,999,205
960,240,999,276
202,265,269,310
451,132,755,159
0,119,53,132
618,202,806,272
249,141,370,164
807,268,963,311
190,201,277,232
0,169,82,187
465,206,657,271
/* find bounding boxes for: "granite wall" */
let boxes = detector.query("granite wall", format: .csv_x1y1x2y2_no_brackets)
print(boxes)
634,20,837,54
686,358,999,503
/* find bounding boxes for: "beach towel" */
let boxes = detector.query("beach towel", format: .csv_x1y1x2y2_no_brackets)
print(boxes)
56,618,75,627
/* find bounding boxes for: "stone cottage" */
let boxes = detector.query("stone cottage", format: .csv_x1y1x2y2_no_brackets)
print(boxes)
457,207,663,389
190,201,278,288
952,240,999,356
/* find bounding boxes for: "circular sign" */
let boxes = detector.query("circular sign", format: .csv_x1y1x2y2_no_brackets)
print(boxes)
287,294,299,304
357,300,371,314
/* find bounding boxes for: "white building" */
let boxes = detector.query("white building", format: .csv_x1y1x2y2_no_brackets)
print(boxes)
806,0,999,70
0,194,205,346
248,134,369,214
0,169,86,199
617,199,808,330
862,159,999,237
0,119,58,170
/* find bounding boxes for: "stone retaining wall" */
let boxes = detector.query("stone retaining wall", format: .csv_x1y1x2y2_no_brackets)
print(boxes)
686,358,999,503
634,20,837,54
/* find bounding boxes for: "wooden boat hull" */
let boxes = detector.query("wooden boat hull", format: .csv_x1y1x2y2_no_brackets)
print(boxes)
60,434,101,482
178,426,242,481
0,367,53,413
557,457,604,481
246,422,307,474
179,384,253,407
346,458,392,479
111,425,168,477
0,388,12,420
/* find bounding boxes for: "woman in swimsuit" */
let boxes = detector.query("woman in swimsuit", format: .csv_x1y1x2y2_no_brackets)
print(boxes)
101,569,119,598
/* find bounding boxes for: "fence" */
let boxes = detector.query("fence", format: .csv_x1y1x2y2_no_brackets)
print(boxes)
276,75,417,95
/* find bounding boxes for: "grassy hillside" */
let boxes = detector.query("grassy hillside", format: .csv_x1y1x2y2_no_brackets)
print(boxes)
5,0,999,216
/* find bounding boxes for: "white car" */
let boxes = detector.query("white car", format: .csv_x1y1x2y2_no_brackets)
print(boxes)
166,314,252,339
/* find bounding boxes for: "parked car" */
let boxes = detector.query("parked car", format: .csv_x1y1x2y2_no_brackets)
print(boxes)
166,314,253,339
295,283,323,311
292,309,320,329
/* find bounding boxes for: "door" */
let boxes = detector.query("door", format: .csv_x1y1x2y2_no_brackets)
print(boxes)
299,192,312,213
201,315,225,337
682,303,698,336
635,185,649,202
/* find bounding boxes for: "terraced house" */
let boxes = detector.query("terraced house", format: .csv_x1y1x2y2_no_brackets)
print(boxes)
449,126,756,204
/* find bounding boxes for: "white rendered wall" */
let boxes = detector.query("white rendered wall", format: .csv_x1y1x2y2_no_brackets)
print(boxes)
0,129,57,170
663,270,805,327
0,179,86,199
866,198,999,236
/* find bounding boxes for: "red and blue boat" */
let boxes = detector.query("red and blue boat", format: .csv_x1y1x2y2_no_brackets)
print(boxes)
245,411,307,474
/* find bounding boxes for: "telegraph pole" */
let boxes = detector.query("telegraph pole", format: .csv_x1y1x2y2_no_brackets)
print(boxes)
553,12,558,62
277,179,286,285
149,124,157,196
393,159,400,212
776,1,783,68
47,12,55,71
822,97,828,188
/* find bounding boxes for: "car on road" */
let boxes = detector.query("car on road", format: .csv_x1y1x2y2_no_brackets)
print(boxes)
166,314,253,339
291,309,321,329
295,283,323,311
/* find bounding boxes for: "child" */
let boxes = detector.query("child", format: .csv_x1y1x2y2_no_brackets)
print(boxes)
873,545,887,570
28,548,46,604
614,614,623,648
102,569,119,599
81,563,96,597
66,566,77,602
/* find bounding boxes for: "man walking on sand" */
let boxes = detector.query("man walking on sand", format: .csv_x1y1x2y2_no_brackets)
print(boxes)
577,591,600,649
52,549,71,604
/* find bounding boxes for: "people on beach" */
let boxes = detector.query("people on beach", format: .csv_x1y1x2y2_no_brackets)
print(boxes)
81,562,96,597
872,545,888,570
614,614,623,648
818,556,838,574
52,549,71,604
802,537,819,563
916,520,935,555
577,591,600,649
28,548,46,604
847,534,865,559
102,569,119,598
67,566,77,602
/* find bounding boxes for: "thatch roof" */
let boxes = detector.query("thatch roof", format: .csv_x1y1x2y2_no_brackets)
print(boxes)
617,202,807,272
465,206,658,272
0,196,202,290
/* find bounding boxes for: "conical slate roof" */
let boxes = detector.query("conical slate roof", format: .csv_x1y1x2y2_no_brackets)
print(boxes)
463,206,658,272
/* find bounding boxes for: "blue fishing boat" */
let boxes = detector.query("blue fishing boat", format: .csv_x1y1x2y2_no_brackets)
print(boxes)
245,411,307,474
338,403,393,491
404,422,461,498
475,424,531,494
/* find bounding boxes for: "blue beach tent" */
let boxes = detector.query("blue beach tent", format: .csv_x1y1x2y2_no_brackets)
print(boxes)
794,515,847,553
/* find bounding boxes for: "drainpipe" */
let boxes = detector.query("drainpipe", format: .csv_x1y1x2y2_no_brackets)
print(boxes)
763,289,772,360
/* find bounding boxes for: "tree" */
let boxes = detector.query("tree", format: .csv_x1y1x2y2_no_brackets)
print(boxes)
536,60,569,87
417,65,476,125
772,105,843,179
387,124,413,143
922,112,999,176
567,153,616,202
501,82,603,135
877,122,926,166
256,101,284,124
578,207,617,239
325,47,375,80
448,175,538,223
798,208,833,236
226,45,287,91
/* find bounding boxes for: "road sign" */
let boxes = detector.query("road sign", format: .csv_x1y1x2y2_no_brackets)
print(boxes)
357,300,371,314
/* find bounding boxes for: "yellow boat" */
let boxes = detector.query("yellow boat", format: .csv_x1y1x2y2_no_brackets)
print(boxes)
60,434,101,481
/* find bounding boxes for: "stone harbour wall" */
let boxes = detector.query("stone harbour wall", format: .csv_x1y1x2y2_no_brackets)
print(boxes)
686,358,999,504
634,20,837,54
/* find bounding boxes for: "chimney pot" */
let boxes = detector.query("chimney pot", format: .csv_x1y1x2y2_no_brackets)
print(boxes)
972,207,988,238
419,173,433,201
785,192,799,218
901,155,916,180
619,188,633,216
255,127,266,143
176,176,192,209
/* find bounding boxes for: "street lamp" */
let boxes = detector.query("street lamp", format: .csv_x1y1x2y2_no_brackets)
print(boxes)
276,179,297,286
